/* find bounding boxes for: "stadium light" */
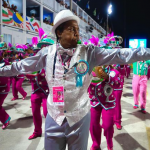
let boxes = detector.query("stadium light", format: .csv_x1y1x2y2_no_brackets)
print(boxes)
108,4,112,15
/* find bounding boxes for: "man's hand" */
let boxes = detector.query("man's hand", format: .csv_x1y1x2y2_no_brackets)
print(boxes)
95,66,109,80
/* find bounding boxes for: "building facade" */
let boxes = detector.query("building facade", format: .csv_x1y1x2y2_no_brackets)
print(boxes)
0,0,106,45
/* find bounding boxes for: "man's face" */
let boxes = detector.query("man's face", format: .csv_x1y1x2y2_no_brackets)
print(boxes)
15,54,19,59
57,20,79,49
28,48,33,54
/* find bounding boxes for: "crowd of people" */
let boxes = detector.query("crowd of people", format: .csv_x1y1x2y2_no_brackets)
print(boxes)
43,17,53,26
0,28,54,140
2,0,101,32
56,0,70,9
2,0,18,12
0,10,150,150
55,0,101,32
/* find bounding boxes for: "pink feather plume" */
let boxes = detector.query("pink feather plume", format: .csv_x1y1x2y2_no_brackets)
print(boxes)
111,32,114,37
28,44,33,47
89,35,99,46
104,38,109,44
16,44,24,49
8,42,12,48
16,44,27,50
103,32,115,44
84,41,88,45
32,37,38,45
38,28,47,40
22,45,28,49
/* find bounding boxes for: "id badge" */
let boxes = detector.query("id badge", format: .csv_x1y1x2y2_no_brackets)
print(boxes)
52,86,64,106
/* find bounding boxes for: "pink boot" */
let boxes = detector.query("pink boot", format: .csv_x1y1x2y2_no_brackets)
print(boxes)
133,105,139,109
115,123,122,130
141,109,146,114
11,97,18,101
107,146,113,150
90,147,101,150
2,117,11,129
22,93,27,100
28,133,42,140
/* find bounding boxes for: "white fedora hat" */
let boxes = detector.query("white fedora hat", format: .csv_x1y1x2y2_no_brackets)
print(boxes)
51,10,80,35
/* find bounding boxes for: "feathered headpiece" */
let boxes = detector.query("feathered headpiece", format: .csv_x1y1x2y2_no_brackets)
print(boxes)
32,37,38,47
16,44,24,49
8,43,12,48
89,35,100,46
15,44,28,55
103,32,115,44
28,44,33,48
102,32,123,48
38,28,47,40
16,44,27,49
22,45,28,49
84,41,88,46
7,42,13,52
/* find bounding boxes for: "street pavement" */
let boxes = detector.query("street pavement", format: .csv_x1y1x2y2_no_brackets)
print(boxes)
0,74,150,150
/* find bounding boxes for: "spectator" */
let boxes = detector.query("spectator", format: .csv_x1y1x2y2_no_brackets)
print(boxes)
60,0,65,6
31,13,36,19
67,6,70,9
3,43,7,48
65,3,68,8
56,0,61,3
13,5,18,12
75,11,77,16
10,4,14,10
7,0,10,8
20,13,23,17
50,22,54,26
2,0,8,8
48,20,51,25
44,18,48,24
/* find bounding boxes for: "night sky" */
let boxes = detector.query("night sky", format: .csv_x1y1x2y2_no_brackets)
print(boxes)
74,0,150,48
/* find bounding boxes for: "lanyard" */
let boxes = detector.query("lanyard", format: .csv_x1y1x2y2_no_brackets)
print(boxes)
53,51,58,78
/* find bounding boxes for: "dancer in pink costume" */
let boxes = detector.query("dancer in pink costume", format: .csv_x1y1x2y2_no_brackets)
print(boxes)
26,32,54,140
0,44,11,129
11,45,27,101
125,64,131,79
113,64,125,130
26,69,48,140
88,66,121,150
11,74,27,100
147,65,150,80
132,61,150,114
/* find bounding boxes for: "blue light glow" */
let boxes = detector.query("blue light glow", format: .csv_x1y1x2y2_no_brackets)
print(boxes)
129,39,147,48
